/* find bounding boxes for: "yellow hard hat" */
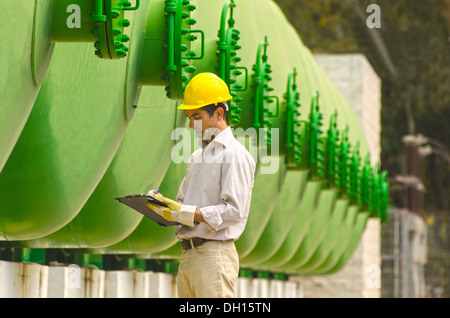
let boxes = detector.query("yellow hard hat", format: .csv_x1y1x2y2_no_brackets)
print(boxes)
178,72,233,110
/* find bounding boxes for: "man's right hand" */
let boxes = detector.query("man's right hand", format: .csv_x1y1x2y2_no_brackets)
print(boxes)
147,189,164,201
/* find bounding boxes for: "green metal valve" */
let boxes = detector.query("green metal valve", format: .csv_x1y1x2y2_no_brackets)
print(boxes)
217,0,248,126
348,141,361,203
284,69,304,169
369,165,390,222
162,0,204,99
139,0,204,99
251,36,279,146
370,165,381,217
349,144,389,221
325,112,339,186
379,171,390,223
114,0,140,10
359,161,390,221
90,0,139,59
92,0,107,24
336,126,351,194
360,154,372,209
49,0,139,59
308,92,325,179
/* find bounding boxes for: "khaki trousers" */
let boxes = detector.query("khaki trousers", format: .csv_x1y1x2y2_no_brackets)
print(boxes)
176,240,239,298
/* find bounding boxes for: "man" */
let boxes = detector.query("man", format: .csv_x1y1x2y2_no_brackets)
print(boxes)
147,72,256,298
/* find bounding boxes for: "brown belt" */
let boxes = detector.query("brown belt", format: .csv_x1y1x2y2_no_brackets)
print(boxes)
180,238,214,251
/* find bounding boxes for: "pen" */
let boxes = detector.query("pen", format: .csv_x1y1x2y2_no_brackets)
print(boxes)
155,188,159,195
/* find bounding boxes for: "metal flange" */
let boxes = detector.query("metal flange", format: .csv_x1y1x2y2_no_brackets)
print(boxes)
284,69,304,169
379,171,390,223
325,112,339,183
216,0,247,125
336,126,351,192
163,0,204,99
49,0,139,59
308,92,325,179
251,36,279,146
93,0,140,59
360,154,373,209
348,141,362,202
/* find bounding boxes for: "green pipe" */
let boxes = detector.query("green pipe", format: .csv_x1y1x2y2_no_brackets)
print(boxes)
0,42,130,241
285,69,297,148
138,0,166,86
239,170,308,267
90,124,191,254
280,188,338,271
235,161,286,259
296,198,350,273
217,0,236,82
114,0,141,11
251,38,269,129
93,0,106,24
23,86,179,248
260,181,323,269
312,206,360,273
50,0,97,42
0,1,44,172
165,1,176,72
322,211,370,274
87,173,183,255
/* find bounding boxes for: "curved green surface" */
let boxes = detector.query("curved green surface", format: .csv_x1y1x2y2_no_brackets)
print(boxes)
312,206,362,273
24,85,180,248
235,156,286,258
296,198,349,273
239,170,309,266
0,42,130,241
324,211,371,274
260,180,324,268
280,188,338,271
0,1,47,172
91,154,189,254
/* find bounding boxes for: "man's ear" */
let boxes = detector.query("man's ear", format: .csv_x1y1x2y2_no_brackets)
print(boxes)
215,106,224,120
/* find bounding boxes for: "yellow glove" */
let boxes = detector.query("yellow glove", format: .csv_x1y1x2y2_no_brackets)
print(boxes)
146,190,196,227
147,189,164,200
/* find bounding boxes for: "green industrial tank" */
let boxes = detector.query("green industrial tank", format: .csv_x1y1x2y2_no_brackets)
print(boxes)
0,0,388,276
0,2,47,172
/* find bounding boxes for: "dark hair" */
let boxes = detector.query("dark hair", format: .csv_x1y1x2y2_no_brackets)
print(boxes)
201,102,228,122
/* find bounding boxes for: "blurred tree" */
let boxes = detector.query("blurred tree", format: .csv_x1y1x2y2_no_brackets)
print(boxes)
274,0,450,210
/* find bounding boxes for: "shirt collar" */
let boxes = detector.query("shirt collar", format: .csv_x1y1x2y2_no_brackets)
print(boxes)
202,126,232,150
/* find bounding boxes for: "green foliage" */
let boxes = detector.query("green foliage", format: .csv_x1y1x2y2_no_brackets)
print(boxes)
274,0,450,212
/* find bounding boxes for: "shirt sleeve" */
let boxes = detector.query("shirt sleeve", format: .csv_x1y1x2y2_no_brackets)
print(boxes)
176,173,188,204
199,149,255,232
175,149,201,203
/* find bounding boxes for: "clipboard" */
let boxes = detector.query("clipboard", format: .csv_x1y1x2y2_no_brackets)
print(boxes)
115,194,179,227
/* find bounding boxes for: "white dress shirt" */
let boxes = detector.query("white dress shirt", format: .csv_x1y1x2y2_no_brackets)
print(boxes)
175,126,256,241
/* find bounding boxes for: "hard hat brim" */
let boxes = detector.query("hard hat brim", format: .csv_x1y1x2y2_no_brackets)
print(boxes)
178,97,232,110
